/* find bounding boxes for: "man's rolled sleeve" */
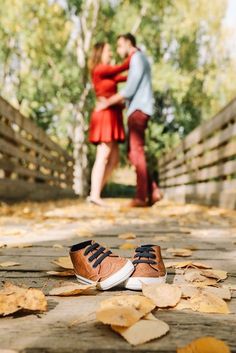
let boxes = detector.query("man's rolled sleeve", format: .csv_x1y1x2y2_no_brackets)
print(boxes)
120,53,144,100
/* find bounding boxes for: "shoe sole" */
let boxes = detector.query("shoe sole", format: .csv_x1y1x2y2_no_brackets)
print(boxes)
75,260,134,290
124,273,167,291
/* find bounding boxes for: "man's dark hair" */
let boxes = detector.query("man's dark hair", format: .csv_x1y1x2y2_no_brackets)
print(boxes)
117,33,136,47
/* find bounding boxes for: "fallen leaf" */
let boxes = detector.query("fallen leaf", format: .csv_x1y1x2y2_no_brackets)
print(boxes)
179,285,231,300
166,248,193,257
111,318,169,346
6,243,32,248
142,283,182,308
53,244,64,249
177,336,231,353
119,243,136,250
52,256,73,269
184,270,208,283
0,282,47,316
49,283,96,296
165,261,212,269
96,295,155,327
153,236,169,242
46,270,74,277
0,262,21,267
189,292,230,314
118,232,136,240
74,229,93,237
200,269,227,281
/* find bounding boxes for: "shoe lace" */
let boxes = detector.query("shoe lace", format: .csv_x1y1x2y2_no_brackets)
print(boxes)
84,242,112,268
133,244,157,265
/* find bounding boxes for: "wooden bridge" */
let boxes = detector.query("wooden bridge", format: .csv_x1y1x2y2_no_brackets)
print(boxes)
0,97,236,352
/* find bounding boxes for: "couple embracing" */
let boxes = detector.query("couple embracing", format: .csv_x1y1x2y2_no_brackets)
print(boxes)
87,33,162,207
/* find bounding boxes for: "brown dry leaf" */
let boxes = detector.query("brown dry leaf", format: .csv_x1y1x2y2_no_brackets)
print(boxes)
74,229,93,237
200,269,227,281
49,283,96,296
179,285,231,300
119,242,136,250
177,336,231,353
152,236,169,242
203,286,231,300
6,243,32,248
0,261,21,268
118,232,136,240
0,282,47,316
184,270,208,283
189,292,230,314
166,248,193,257
165,261,192,269
142,283,182,308
111,318,169,346
52,244,64,249
173,298,192,311
96,295,155,327
165,261,212,269
46,270,75,277
52,256,73,269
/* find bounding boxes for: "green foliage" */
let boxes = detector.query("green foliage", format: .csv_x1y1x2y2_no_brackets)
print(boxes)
0,0,235,166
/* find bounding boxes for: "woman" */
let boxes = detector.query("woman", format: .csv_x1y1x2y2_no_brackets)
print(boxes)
87,42,130,206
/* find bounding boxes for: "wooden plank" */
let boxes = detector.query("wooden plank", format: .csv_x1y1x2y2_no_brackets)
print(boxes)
0,96,73,161
159,97,236,167
161,160,236,186
0,120,73,172
0,137,73,178
0,178,75,201
162,184,236,209
160,123,236,179
160,139,236,175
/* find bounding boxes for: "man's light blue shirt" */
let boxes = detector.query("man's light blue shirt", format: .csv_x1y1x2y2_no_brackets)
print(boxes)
120,50,154,117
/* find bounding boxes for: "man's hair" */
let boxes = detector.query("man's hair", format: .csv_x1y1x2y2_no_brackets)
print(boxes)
117,33,136,47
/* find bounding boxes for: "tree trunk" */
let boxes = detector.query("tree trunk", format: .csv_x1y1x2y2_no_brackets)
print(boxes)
72,0,100,196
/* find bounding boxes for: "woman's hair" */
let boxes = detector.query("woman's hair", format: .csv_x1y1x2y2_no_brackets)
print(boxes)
88,42,106,73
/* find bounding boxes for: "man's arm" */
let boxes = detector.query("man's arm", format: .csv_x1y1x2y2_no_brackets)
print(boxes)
96,53,145,111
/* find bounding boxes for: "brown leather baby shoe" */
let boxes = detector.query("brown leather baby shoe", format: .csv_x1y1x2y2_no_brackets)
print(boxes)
124,244,167,290
70,240,134,290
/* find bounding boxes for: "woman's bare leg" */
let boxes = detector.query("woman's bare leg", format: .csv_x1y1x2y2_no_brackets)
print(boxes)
101,142,119,190
89,142,112,205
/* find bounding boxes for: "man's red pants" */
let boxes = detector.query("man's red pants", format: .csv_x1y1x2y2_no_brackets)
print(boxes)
128,110,158,202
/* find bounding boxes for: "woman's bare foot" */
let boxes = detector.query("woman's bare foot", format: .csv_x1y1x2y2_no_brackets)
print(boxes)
87,196,109,207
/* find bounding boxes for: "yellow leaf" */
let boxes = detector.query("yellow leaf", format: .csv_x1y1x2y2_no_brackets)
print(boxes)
189,292,230,314
111,317,169,346
0,261,21,267
96,295,155,327
119,243,136,250
0,282,47,316
142,283,182,308
46,270,74,277
177,336,231,353
166,248,193,257
52,256,73,269
118,232,136,240
49,283,96,296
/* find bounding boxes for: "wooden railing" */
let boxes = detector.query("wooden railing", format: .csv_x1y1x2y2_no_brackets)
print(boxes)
0,96,75,201
158,98,236,209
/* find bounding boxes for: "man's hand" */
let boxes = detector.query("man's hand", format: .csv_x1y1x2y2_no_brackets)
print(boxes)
95,97,109,111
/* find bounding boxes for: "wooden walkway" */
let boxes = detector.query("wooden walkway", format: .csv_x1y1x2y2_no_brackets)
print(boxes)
0,198,236,352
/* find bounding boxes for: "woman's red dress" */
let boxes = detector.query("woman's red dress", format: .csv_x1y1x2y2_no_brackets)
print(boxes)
89,58,130,144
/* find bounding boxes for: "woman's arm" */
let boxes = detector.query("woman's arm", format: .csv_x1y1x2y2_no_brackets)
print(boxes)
95,57,130,78
114,74,128,83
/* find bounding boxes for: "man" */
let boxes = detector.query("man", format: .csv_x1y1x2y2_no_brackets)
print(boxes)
96,33,162,207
